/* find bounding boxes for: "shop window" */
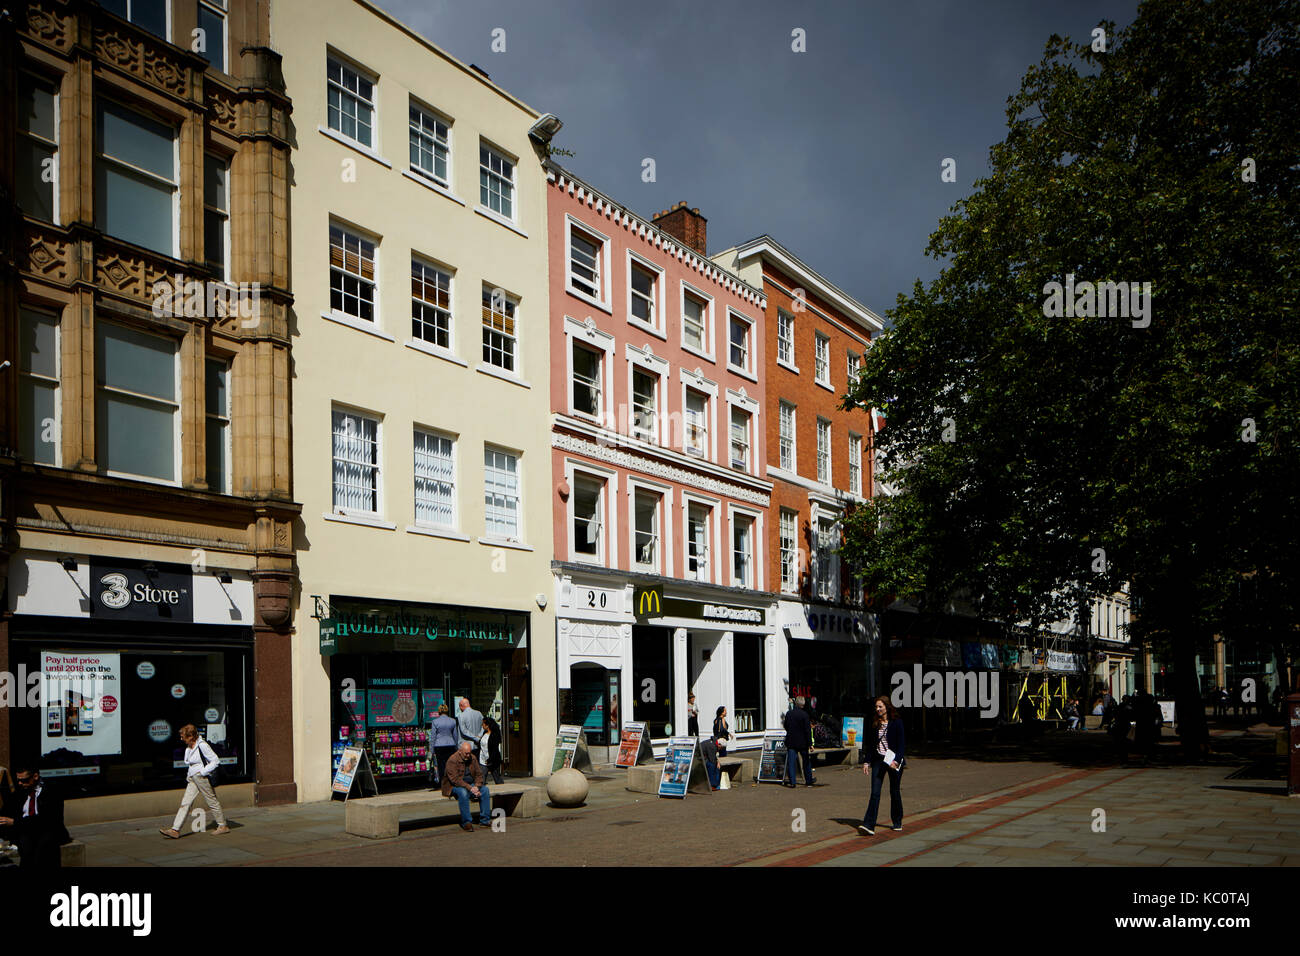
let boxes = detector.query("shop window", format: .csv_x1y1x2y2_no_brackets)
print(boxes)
96,322,179,482
96,100,177,256
633,489,660,572
632,626,674,739
733,633,765,734
19,307,60,466
571,473,605,563
205,358,230,493
17,72,57,223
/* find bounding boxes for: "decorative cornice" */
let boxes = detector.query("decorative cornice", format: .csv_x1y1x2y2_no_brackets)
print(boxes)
552,431,770,508
546,167,766,311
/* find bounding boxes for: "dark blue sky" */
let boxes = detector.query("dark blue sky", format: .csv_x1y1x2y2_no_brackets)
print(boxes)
373,0,1140,318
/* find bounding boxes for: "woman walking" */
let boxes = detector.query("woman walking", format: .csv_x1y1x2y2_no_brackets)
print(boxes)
712,706,731,756
159,724,228,838
858,697,905,836
429,703,460,784
479,715,504,785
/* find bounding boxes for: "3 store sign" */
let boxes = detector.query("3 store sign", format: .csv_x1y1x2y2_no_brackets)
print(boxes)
89,559,194,623
99,573,185,609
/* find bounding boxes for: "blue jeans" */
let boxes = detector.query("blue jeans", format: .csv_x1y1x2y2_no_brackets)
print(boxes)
451,785,492,826
863,761,903,829
785,748,813,785
704,760,722,789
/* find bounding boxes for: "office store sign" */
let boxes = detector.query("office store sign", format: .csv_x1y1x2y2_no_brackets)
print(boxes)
90,558,193,623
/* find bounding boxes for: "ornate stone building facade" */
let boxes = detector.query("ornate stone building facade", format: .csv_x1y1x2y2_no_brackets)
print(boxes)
0,0,297,822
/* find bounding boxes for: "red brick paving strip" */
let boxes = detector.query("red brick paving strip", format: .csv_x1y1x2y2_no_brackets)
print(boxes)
759,768,1144,867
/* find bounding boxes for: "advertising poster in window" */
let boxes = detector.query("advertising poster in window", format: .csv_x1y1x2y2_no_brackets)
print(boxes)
840,716,865,750
420,689,444,725
657,737,698,798
470,661,502,721
368,688,418,727
40,651,122,759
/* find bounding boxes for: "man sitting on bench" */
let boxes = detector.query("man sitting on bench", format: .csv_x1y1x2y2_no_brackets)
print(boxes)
442,741,491,832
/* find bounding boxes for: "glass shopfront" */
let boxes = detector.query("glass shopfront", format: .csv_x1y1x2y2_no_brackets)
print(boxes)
324,597,531,790
787,639,872,723
10,618,254,798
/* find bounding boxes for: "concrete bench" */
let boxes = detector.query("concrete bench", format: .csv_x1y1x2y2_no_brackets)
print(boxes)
61,840,87,867
625,756,751,794
1085,715,1104,730
345,784,541,839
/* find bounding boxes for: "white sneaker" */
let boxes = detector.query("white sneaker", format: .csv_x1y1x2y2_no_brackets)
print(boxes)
858,825,874,836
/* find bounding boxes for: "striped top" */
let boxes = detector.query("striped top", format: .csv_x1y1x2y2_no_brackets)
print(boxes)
876,722,889,756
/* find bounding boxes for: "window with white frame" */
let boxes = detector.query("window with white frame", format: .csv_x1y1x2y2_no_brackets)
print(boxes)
633,490,661,571
814,332,830,386
687,503,711,583
481,285,517,371
728,314,751,373
779,401,796,472
409,102,450,185
568,225,603,302
96,322,178,482
204,153,229,278
631,368,658,442
684,389,708,457
779,508,798,594
95,100,177,256
483,446,520,538
329,223,377,322
777,310,794,366
196,0,228,72
101,0,167,39
682,291,708,353
411,257,452,348
19,307,59,465
847,349,861,386
849,432,862,496
571,341,602,419
817,418,831,484
816,514,839,600
479,142,514,219
413,429,455,529
729,406,750,471
205,357,230,493
332,408,380,514
629,261,658,329
17,73,57,223
732,514,754,588
571,473,605,563
327,55,375,148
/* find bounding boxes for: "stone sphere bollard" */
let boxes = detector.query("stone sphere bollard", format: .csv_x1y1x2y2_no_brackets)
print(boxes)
547,768,589,807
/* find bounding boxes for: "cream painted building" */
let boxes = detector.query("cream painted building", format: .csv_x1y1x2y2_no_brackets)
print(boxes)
273,0,558,799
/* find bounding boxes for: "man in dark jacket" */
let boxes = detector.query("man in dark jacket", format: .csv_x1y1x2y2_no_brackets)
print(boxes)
782,697,815,788
441,741,491,831
0,765,71,868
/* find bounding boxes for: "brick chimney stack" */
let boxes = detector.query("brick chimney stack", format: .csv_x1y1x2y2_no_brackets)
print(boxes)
651,201,708,255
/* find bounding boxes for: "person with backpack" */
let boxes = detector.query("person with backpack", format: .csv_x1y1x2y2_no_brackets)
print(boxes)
159,724,228,838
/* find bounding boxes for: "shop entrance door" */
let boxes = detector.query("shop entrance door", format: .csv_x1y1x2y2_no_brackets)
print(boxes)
688,631,725,736
505,646,530,775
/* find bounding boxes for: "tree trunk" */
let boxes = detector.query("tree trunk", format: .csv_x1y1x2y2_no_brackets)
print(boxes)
1172,633,1208,760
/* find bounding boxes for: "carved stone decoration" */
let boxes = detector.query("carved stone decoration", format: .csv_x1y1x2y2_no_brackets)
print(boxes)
26,3,68,46
207,90,239,133
96,28,188,96
25,234,71,282
95,248,172,303
254,572,294,630
99,32,138,68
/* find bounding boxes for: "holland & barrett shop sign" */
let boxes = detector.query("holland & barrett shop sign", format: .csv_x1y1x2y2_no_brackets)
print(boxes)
330,601,521,652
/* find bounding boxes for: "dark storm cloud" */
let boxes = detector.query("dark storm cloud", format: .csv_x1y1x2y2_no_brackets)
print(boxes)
370,0,1139,319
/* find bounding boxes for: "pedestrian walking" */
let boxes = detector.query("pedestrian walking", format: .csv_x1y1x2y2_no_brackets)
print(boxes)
429,703,460,784
712,706,731,756
687,694,700,737
858,697,905,836
457,697,484,756
0,764,71,868
159,724,228,838
781,697,815,787
442,741,491,832
479,715,504,785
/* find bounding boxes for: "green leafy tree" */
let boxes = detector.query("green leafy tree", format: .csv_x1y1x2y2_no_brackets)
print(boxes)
843,0,1300,755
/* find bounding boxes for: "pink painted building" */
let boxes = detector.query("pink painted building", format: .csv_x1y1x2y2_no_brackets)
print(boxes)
546,165,780,758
